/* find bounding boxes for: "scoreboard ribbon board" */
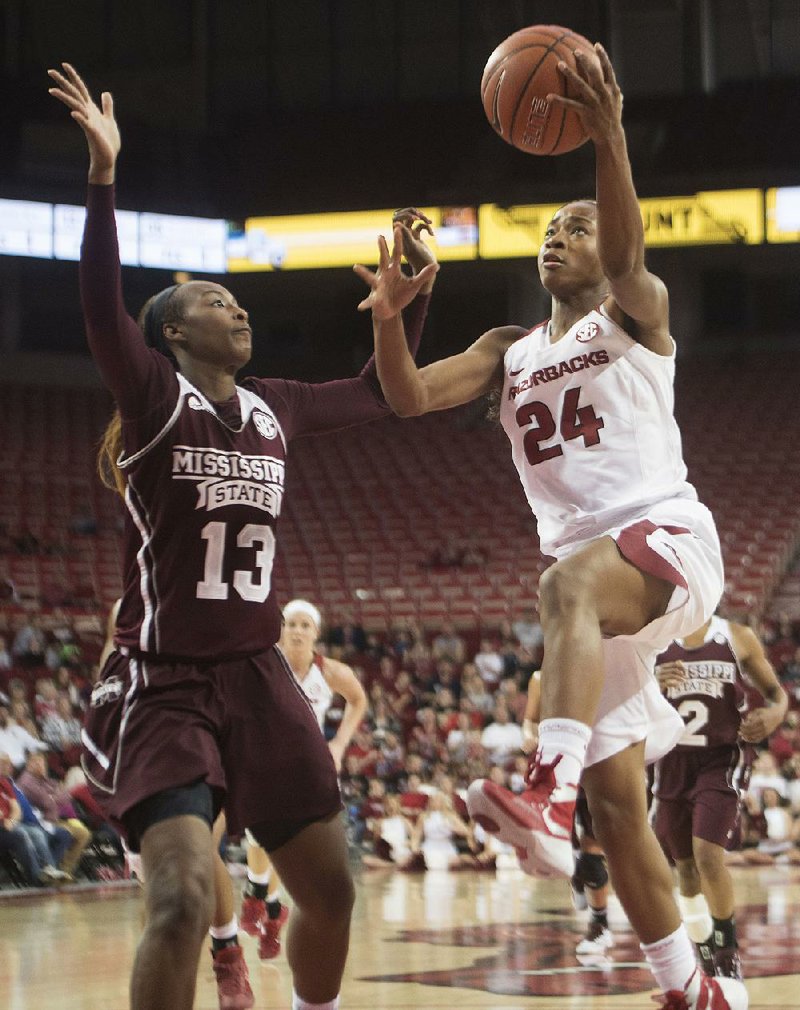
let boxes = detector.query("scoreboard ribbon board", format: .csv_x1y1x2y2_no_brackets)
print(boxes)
228,206,478,272
479,189,764,259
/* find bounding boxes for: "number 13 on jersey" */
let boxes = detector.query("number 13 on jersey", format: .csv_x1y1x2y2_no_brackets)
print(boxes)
197,521,275,602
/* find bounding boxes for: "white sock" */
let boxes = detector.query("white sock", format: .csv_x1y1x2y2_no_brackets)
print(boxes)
292,992,340,1010
248,868,272,885
641,924,698,994
537,718,592,787
209,915,238,941
678,892,713,944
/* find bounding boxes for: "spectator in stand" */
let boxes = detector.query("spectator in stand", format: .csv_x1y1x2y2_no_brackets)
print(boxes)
326,612,367,660
742,787,800,864
461,538,488,567
410,790,471,869
54,664,86,712
374,730,406,787
11,616,47,669
431,621,466,665
17,752,91,877
0,752,71,883
782,753,800,815
409,707,445,772
497,678,528,724
746,750,788,802
41,692,83,755
0,569,19,605
769,712,799,767
766,613,799,671
480,697,523,767
0,636,12,670
9,700,42,743
0,763,48,886
473,638,504,690
445,712,474,766
368,695,401,742
33,677,59,723
345,726,380,779
0,701,48,773
779,647,800,706
462,664,495,718
361,793,417,869
426,533,464,570
512,610,544,662
6,678,30,710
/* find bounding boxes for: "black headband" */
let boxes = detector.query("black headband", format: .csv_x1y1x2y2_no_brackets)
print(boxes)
141,284,180,357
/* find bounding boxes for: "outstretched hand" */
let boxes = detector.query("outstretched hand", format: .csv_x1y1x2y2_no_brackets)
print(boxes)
48,63,120,183
354,224,439,320
392,207,437,279
548,42,623,146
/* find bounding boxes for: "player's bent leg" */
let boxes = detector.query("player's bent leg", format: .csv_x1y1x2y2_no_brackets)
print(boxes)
582,743,678,944
209,826,254,1010
240,831,271,937
132,814,216,1010
257,811,355,1006
538,537,676,725
692,836,742,981
582,746,747,1010
468,538,677,878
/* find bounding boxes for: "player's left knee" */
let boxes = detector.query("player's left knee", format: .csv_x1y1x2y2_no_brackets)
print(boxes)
575,851,608,891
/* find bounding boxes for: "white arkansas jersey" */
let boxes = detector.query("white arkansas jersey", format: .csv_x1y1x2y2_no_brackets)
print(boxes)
295,654,334,730
500,305,697,558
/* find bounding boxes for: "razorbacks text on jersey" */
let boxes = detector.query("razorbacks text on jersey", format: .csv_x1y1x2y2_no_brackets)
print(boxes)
499,305,697,558
656,615,749,750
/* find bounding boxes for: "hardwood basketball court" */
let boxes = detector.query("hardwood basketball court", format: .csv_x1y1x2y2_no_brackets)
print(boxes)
2,862,798,1009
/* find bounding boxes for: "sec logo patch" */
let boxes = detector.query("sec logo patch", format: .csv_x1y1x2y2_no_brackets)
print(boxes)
253,410,277,439
576,321,600,343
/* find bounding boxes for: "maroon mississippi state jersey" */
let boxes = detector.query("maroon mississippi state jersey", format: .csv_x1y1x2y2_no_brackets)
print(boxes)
655,615,748,750
79,184,429,660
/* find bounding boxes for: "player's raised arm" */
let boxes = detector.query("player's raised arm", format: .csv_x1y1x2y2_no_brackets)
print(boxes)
355,226,520,416
551,44,670,353
48,62,120,185
733,623,789,743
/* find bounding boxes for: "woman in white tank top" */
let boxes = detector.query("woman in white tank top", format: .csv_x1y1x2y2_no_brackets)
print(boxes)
355,41,745,1010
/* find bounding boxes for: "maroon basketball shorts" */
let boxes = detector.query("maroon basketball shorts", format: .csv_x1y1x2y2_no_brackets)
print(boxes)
81,646,341,839
652,745,742,859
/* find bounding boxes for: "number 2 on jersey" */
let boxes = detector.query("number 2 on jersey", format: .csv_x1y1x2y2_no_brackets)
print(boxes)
516,386,604,466
197,521,275,602
677,699,708,747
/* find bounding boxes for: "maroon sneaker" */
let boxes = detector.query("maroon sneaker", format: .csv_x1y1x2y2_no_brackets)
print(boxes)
239,895,266,937
713,946,744,981
211,946,255,1010
258,903,289,960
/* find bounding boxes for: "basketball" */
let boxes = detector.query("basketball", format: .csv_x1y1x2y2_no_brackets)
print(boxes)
481,24,597,156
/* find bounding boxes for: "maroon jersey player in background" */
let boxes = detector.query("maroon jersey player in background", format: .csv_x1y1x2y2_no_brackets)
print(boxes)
48,62,437,1010
652,615,787,981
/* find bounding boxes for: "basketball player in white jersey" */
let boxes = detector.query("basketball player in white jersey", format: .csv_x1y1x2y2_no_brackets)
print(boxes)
240,599,367,957
355,41,746,1010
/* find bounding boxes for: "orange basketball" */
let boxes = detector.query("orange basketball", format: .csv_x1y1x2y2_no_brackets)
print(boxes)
481,24,597,156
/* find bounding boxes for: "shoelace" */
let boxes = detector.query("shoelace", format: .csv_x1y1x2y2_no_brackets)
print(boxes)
525,752,562,790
